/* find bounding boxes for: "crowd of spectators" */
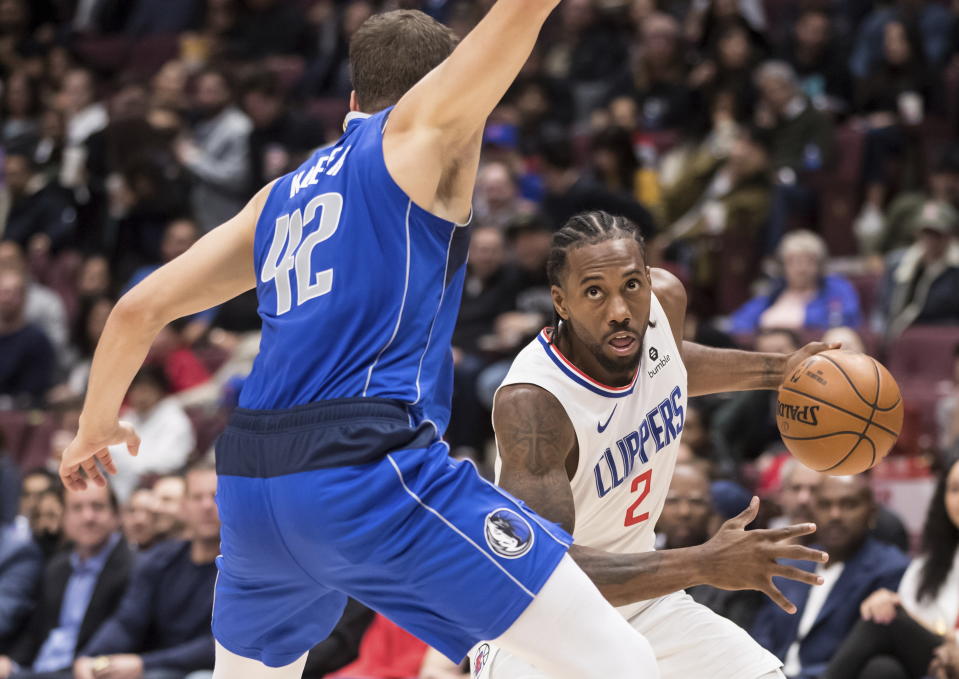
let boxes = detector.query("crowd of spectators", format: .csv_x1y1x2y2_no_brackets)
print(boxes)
1,0,959,677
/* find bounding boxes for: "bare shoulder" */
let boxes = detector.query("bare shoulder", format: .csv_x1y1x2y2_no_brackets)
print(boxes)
650,267,687,348
650,267,687,314
493,383,576,473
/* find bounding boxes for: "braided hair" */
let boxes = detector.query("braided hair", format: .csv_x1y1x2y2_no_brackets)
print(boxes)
546,211,649,345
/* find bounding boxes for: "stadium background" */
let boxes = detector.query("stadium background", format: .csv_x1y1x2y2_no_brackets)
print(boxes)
0,0,958,677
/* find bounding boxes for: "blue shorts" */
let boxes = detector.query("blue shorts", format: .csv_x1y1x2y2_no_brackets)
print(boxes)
212,398,572,668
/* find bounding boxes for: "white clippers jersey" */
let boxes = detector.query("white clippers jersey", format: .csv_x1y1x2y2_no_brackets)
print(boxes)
494,292,688,619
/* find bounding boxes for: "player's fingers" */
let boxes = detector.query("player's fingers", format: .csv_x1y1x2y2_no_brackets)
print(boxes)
763,581,797,615
726,496,759,529
772,565,824,588
95,448,118,475
60,465,87,491
80,458,106,487
772,544,829,564
124,426,141,457
759,522,817,542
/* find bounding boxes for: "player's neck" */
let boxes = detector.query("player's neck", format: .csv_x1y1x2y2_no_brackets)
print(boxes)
555,329,636,388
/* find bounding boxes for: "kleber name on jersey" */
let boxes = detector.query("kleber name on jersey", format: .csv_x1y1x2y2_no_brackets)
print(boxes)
594,385,685,498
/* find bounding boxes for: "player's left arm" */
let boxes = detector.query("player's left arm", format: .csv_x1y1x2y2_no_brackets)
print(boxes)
60,182,274,490
651,268,837,396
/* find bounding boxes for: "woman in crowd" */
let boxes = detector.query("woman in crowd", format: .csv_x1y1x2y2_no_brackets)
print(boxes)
822,454,959,679
729,229,861,332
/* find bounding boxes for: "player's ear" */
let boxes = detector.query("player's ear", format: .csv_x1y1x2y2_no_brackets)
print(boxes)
645,266,651,283
551,285,569,321
349,91,359,113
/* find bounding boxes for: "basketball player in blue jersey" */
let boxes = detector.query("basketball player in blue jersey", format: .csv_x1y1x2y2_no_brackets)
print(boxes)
58,4,665,679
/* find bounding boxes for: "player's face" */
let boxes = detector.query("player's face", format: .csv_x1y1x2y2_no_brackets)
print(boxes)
552,238,651,382
945,461,959,530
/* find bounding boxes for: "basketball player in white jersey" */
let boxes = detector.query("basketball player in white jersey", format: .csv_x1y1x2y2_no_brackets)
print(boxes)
472,211,837,679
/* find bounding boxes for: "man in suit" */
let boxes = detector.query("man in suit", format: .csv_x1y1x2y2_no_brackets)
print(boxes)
0,484,133,678
751,474,909,679
0,518,42,651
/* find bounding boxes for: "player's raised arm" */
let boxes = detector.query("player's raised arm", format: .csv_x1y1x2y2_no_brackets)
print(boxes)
390,0,560,142
381,1,561,220
495,384,830,611
60,183,272,491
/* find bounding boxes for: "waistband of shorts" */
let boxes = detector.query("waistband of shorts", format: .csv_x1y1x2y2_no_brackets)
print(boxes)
227,397,412,433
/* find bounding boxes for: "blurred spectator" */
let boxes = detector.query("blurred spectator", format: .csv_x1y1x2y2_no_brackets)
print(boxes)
329,614,427,679
938,344,959,454
730,230,861,333
823,455,959,679
754,61,833,176
689,23,761,124
31,488,64,561
753,60,834,252
848,0,956,80
658,463,766,631
241,71,324,189
931,640,959,679
75,255,111,301
712,328,799,467
1,150,77,255
59,295,113,400
72,463,219,679
879,144,959,254
540,137,656,236
120,488,159,552
151,474,185,542
1,70,41,148
122,219,215,345
123,0,203,36
821,326,866,354
608,12,691,134
0,514,42,649
229,0,311,60
301,599,374,679
877,201,959,339
107,366,195,502
15,469,56,534
779,7,850,114
587,127,643,201
0,242,69,356
852,18,933,239
58,68,107,192
473,162,537,230
0,484,132,678
662,125,772,314
767,458,823,532
751,475,909,679
174,67,253,232
448,226,519,455
0,267,55,407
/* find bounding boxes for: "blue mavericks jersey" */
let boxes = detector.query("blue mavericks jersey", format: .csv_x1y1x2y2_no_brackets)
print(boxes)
239,109,470,434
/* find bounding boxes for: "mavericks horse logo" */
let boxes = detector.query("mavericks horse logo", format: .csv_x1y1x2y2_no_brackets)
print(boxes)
484,509,534,559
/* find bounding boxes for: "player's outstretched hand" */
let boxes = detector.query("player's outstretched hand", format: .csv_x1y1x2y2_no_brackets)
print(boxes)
782,341,842,383
699,496,829,614
59,422,140,491
860,588,901,624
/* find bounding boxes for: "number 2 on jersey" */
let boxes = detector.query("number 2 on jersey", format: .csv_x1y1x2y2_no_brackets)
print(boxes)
261,192,343,316
624,469,652,526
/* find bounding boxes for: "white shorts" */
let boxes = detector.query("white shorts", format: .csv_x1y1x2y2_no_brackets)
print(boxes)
471,590,782,679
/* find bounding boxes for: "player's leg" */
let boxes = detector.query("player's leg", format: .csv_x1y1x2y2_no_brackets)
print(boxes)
491,554,659,679
757,672,786,678
629,591,782,679
212,641,308,679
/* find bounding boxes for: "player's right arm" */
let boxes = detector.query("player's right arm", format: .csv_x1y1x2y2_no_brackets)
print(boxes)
495,384,830,612
384,0,561,222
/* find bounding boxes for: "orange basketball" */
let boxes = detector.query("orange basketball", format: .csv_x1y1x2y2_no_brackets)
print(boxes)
776,350,904,475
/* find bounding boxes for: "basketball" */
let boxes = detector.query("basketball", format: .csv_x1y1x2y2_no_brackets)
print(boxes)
776,350,904,476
